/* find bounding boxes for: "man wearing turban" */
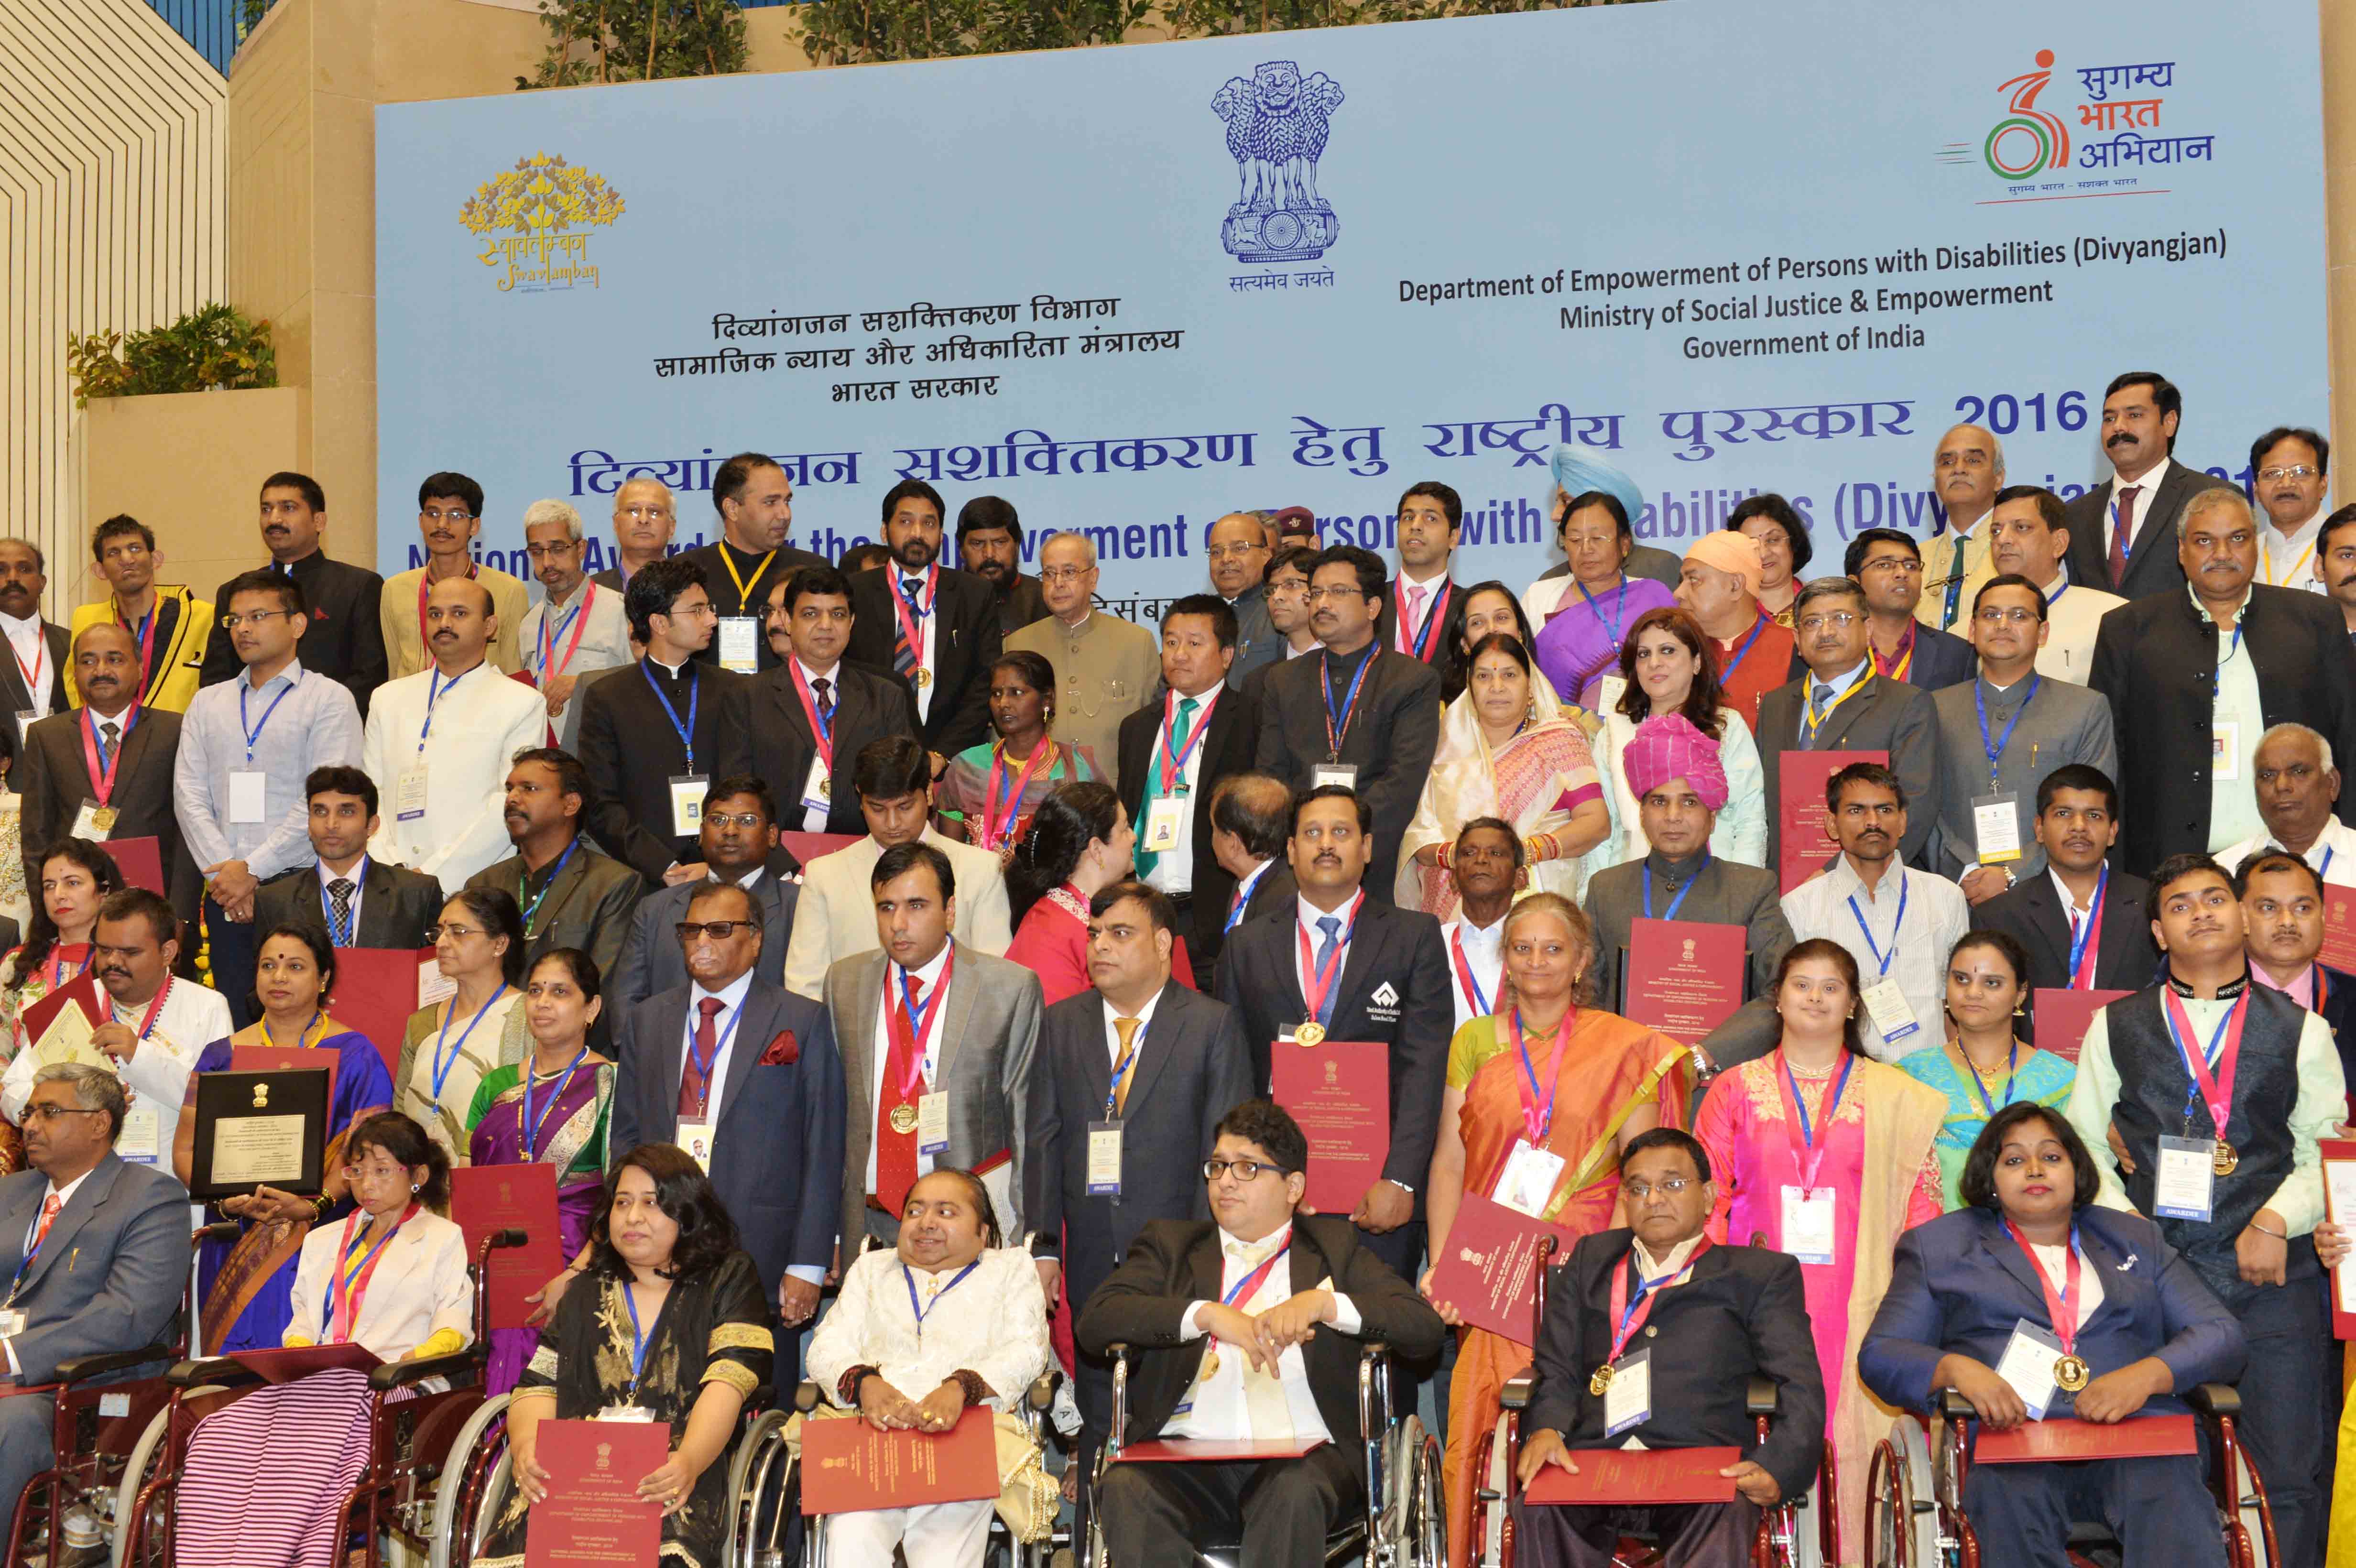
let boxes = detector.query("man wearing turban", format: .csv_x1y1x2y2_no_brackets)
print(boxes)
1673,532,1799,732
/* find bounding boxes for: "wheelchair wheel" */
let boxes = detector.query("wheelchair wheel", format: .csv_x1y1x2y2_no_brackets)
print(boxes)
1372,1414,1441,1567
1473,1413,1510,1568
2231,1449,2274,1568
725,1410,792,1568
1776,1473,1829,1568
1863,1417,1943,1568
426,1392,510,1568
114,1386,226,1568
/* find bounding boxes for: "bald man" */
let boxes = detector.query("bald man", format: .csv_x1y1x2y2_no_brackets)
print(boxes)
1206,511,1280,688
1005,533,1162,772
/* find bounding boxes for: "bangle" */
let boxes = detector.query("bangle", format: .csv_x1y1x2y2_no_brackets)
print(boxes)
841,1365,881,1406
2247,1220,2288,1240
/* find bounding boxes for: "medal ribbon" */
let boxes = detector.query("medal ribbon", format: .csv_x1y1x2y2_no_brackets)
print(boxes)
1511,1007,1572,1146
1221,1229,1293,1307
2002,1218,2085,1359
2160,987,2247,1142
1973,675,2042,790
79,705,138,806
1295,892,1366,1026
902,1257,982,1344
888,564,939,673
1643,854,1710,921
787,659,836,773
537,583,596,681
2067,865,2108,990
1449,927,1492,1016
1870,620,1916,683
123,978,172,1043
1156,688,1218,795
639,660,701,775
431,984,510,1107
324,1202,418,1341
1606,1237,1714,1363
1776,1049,1855,1193
980,740,1057,852
1320,647,1375,758
1398,580,1452,661
45,944,89,992
11,635,43,707
888,951,954,1102
1845,874,1909,978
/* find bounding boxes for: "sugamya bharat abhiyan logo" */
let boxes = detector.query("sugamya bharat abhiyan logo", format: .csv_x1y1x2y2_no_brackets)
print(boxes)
1215,61,1344,263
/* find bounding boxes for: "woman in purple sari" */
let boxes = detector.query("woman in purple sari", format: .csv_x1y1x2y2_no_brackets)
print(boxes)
465,947,614,1395
1531,488,1676,710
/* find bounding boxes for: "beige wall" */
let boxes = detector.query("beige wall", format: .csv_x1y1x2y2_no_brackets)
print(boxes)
77,387,305,609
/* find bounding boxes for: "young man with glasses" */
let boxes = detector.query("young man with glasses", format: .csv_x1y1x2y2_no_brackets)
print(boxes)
378,471,530,680
1005,531,1160,774
1844,527,1974,690
612,776,798,1006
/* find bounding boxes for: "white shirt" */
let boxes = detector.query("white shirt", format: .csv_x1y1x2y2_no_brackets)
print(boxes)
2095,458,2190,564
1102,987,1165,1080
1285,640,1315,660
893,572,941,726
1439,913,1506,1031
0,612,51,724
315,857,369,942
1781,860,1969,1061
0,978,230,1161
2214,818,2356,884
361,662,547,893
679,969,755,1129
2196,589,2267,853
2033,574,2126,685
518,577,634,750
788,658,844,833
285,1207,473,1360
864,943,954,1193
1165,1223,1363,1442
1143,687,1222,896
3,1167,95,1375
1794,658,1871,742
2259,507,2329,593
806,1246,1050,1418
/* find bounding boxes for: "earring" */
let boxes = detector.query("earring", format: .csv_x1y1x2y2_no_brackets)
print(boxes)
410,1183,420,1194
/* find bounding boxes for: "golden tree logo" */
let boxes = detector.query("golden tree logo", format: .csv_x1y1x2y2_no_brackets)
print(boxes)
458,152,626,293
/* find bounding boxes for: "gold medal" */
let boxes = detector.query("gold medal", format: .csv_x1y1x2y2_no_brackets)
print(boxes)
1294,1022,1326,1048
87,806,117,833
818,776,832,798
915,667,932,688
1588,1363,1614,1397
1200,1347,1220,1380
2055,1354,2090,1392
2212,1141,2238,1176
888,1102,919,1134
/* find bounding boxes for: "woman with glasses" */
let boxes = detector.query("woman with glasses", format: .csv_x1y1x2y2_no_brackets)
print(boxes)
465,948,615,1394
396,888,526,1163
935,651,1100,864
1726,494,1814,626
1529,492,1676,711
1417,893,1689,1567
0,838,121,1173
1585,606,1769,870
174,923,394,1353
1899,931,2075,1210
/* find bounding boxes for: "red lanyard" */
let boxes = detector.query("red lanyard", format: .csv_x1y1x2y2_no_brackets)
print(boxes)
2161,988,2247,1142
537,583,596,680
418,564,480,646
887,951,954,1101
1511,1007,1571,1146
889,564,938,667
120,979,171,1043
787,659,836,773
980,740,1057,851
11,635,43,703
79,706,137,806
1395,580,1451,660
1222,1228,1293,1307
1156,689,1218,794
1607,1237,1713,1362
2002,1218,2084,1358
45,945,90,991
325,1203,418,1342
1295,893,1366,1023
2068,867,2107,990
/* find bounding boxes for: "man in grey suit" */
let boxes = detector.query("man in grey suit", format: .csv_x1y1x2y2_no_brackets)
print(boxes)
824,840,1042,1257
1756,577,1941,871
0,1064,188,1519
1926,576,2117,899
465,747,646,982
252,765,444,950
614,776,798,1005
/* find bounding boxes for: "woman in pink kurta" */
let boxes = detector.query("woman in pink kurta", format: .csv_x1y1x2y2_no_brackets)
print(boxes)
1693,938,1944,1566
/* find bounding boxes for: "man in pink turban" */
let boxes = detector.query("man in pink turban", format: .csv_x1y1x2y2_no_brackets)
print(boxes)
1622,711,1731,812
1673,530,1795,731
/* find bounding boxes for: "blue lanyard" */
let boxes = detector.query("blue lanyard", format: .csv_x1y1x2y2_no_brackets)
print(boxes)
1320,647,1375,757
430,985,509,1106
237,674,295,764
1719,618,1769,683
903,1258,982,1343
1643,854,1709,921
623,1278,655,1388
899,964,946,1065
1973,675,2041,789
1104,1017,1147,1118
2324,846,2337,880
518,836,581,937
1227,862,1271,932
1845,875,1909,977
2211,624,2244,700
2066,864,2108,984
2046,582,2069,609
686,994,749,1102
318,858,366,947
323,1212,405,1338
1960,1040,2018,1120
418,663,473,750
1512,1009,1563,1143
1784,1053,1855,1155
1577,573,1632,649
522,1047,589,1156
8,1197,60,1301
641,661,701,774
1221,1240,1291,1306
538,600,584,675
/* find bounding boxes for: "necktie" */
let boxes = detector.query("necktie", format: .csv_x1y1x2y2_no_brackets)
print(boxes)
679,996,724,1118
1405,584,1428,647
327,879,355,947
1137,696,1199,880
1312,916,1343,1025
2108,485,2141,590
1112,1016,1142,1114
1227,1237,1298,1437
99,720,120,771
1804,682,1835,745
811,676,835,727
1944,536,1969,629
893,580,924,679
28,1192,59,1255
876,977,926,1215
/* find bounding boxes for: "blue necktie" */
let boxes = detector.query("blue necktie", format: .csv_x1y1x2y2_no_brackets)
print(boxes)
1313,915,1343,1025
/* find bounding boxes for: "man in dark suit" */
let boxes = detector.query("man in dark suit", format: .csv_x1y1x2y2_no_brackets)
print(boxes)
1254,545,1442,903
1515,1129,1825,1566
608,880,845,1328
199,471,388,717
956,495,1048,637
1204,773,1296,995
751,565,917,837
2089,486,2356,874
844,479,1002,767
1372,481,1462,670
1027,879,1252,1463
2062,371,2212,602
1207,512,1280,690
16,622,197,922
1847,528,1975,690
1756,577,1942,871
1970,766,2159,1015
252,765,442,949
0,537,71,780
676,452,826,675
577,555,751,885
613,775,799,1005
464,747,645,983
1079,1099,1447,1568
1118,594,1256,973
1216,786,1450,1281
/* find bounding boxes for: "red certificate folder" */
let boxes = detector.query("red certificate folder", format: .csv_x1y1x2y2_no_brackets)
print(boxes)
326,947,438,1076
1776,751,1885,893
1972,1414,2195,1463
223,1342,382,1382
105,836,166,898
1118,1437,1329,1462
1623,918,1746,1045
451,1162,564,1330
798,1405,1000,1514
229,1045,337,1110
2030,988,2131,1067
527,1418,668,1568
1269,1038,1389,1217
1426,1193,1576,1348
778,832,862,870
21,972,106,1040
2322,882,2356,974
1522,1446,1741,1505
2322,1138,2356,1338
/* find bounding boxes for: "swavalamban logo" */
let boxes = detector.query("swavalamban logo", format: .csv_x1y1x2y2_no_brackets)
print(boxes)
458,152,625,294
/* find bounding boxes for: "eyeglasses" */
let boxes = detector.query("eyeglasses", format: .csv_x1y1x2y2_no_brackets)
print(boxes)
523,542,581,560
1205,544,1264,561
220,609,296,631
1620,1176,1701,1200
2259,465,2320,484
419,508,475,524
1202,1158,1289,1182
676,920,755,942
702,813,766,830
1797,611,1861,632
617,504,673,521
1974,606,2040,626
425,923,483,942
22,1103,103,1124
1858,558,1922,576
668,602,719,620
1038,567,1091,585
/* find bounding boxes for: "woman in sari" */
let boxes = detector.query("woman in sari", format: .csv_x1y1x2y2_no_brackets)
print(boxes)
477,1143,774,1568
1726,493,1813,626
1898,930,2076,1209
1588,607,1769,870
0,839,121,1174
396,888,525,1164
1419,893,1687,1568
1531,490,1678,711
935,651,1100,864
465,947,615,1394
1693,938,1946,1565
1398,634,1609,915
175,924,395,1353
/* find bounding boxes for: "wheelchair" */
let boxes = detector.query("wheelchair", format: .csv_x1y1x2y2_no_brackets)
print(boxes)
1064,1338,1443,1568
1466,1236,1834,1568
1860,1384,2279,1568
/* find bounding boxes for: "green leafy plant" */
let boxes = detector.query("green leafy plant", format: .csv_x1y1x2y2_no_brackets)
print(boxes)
519,0,749,88
65,305,278,408
794,0,1151,67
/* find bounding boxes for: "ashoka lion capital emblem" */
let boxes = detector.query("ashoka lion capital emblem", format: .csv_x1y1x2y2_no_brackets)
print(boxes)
1213,61,1344,263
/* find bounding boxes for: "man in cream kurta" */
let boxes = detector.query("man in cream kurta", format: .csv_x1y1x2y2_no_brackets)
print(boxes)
1003,533,1159,774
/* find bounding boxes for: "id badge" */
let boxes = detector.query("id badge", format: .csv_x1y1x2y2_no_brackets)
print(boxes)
801,755,831,812
1087,1121,1123,1197
1311,763,1358,792
1995,1318,2065,1420
1780,1185,1837,1265
677,1117,716,1173
1143,797,1186,854
228,769,269,825
668,774,709,838
2213,721,2241,783
1972,793,2022,864
1859,977,1920,1045
395,765,429,825
1597,674,1629,715
917,1091,950,1157
716,617,761,674
2154,1134,2217,1222
594,1405,660,1423
0,1309,24,1339
1492,1139,1567,1219
1602,1347,1652,1437
70,798,115,841
118,1103,161,1165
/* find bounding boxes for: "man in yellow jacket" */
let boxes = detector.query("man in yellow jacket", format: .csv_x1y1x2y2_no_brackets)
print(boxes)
65,516,212,712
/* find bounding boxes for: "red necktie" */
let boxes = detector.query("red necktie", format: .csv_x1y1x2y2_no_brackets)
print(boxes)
679,996,723,1118
875,980,925,1216
2107,485,2140,590
28,1193,59,1255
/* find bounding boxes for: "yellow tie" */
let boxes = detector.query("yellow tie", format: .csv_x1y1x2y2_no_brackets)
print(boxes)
1112,1017,1142,1115
1227,1238,1297,1440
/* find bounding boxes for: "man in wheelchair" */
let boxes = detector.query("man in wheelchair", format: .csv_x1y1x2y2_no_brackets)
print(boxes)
1511,1127,1825,1567
1075,1099,1445,1567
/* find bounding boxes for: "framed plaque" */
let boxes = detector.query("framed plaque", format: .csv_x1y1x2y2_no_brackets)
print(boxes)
189,1067,331,1201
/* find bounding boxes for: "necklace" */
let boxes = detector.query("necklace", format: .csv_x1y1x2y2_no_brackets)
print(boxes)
1784,1057,1839,1080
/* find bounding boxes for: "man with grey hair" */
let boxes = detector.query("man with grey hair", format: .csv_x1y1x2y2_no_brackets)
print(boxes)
2092,484,2356,870
379,470,531,679
0,1061,186,1522
517,498,634,749
2214,722,2356,877
1205,511,1280,689
1918,423,2005,631
592,475,677,592
1004,531,1159,772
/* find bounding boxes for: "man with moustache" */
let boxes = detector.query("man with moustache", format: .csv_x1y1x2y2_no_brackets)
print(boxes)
613,776,798,1005
751,566,918,838
251,766,442,951
515,499,632,750
1007,533,1160,773
2317,505,2356,641
1970,765,2161,1005
465,747,645,980
2063,372,2212,601
2237,850,2356,1068
1374,482,1462,670
379,472,530,679
200,472,388,717
678,452,826,675
66,516,211,713
846,479,1003,769
0,538,68,777
1436,820,1517,1030
2249,427,2331,595
1984,485,2124,683
2213,723,2356,879
957,495,1047,636
359,577,545,895
1671,532,1795,732
1206,511,1279,690
2091,487,2356,871
590,475,677,592
1917,423,2006,632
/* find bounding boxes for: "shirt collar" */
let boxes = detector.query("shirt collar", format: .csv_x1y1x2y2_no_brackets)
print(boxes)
1102,986,1165,1035
895,941,954,992
547,578,593,614
1809,658,1872,700
246,659,305,693
647,653,689,679
795,656,840,685
1296,892,1362,934
1631,1230,1706,1282
1398,563,1451,591
2040,572,2071,601
714,864,764,894
1214,1222,1292,1262
1827,855,1902,904
317,855,368,887
2163,966,2250,1000
690,968,755,1011
1947,510,1989,543
0,611,40,640
2111,456,2175,495
2268,506,2326,549
2251,961,2316,1001
45,1168,94,1211
1647,846,1711,884
2188,582,2253,626
1235,858,1276,900
2048,866,2098,916
1455,910,1508,946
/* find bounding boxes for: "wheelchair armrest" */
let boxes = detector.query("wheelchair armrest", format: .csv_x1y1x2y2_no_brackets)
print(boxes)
193,1221,241,1246
1747,1376,1779,1418
168,1357,262,1390
747,1383,774,1412
1360,1341,1389,1363
368,1348,482,1392
794,1381,822,1414
55,1345,174,1385
1499,1374,1536,1413
1026,1370,1061,1413
1106,1342,1129,1363
1940,1389,1980,1421
2186,1383,2241,1419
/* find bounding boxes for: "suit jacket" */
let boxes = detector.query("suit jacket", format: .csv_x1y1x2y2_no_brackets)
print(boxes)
823,939,1043,1249
15,706,198,917
0,1154,188,1383
1526,1230,1825,1501
1115,685,1258,971
609,976,845,1296
987,573,1049,638
2089,583,2356,874
1208,862,1296,998
1859,1205,2244,1420
1025,980,1253,1308
254,855,446,952
1755,671,1942,870
1216,894,1451,1204
0,621,71,778
465,838,648,980
1374,574,1460,670
677,541,828,674
1900,620,1978,692
1970,869,2161,1026
1222,585,1280,691
745,660,917,838
202,552,389,718
576,658,753,883
844,564,1004,755
780,828,1012,999
1584,851,1795,1076
613,866,799,1005
2062,459,2214,602
65,588,212,712
1926,675,2117,882
1252,645,1442,902
1076,1214,1446,1447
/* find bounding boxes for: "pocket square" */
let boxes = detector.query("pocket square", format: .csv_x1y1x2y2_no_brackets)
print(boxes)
757,1031,800,1067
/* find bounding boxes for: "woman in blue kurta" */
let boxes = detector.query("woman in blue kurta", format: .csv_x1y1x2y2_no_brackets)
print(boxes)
1900,929,2075,1209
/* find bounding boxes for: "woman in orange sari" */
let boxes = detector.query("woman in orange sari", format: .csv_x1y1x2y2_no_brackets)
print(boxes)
1420,892,1688,1568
